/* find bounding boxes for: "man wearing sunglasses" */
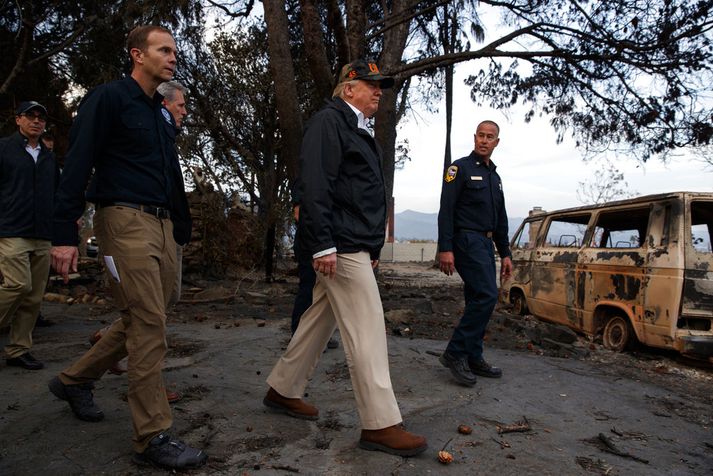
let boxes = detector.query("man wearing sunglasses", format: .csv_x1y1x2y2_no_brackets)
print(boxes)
0,101,59,370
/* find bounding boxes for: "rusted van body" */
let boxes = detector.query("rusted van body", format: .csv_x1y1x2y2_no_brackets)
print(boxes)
505,192,713,359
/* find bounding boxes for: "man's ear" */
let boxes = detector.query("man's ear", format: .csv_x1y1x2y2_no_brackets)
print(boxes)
130,47,143,65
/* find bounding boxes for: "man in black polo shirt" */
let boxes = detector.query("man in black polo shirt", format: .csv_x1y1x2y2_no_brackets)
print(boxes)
47,25,205,470
0,101,59,370
437,120,513,387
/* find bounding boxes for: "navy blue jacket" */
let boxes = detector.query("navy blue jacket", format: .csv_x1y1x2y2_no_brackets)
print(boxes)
0,132,59,240
299,98,387,260
53,76,191,246
438,151,511,258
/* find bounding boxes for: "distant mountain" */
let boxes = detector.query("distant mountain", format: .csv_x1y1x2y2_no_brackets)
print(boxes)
394,210,524,241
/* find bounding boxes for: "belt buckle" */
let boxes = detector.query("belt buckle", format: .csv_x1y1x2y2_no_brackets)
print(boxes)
142,205,159,218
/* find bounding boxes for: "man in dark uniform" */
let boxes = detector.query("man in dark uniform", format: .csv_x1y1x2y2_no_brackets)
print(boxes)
157,79,187,309
437,120,513,387
47,25,206,470
0,101,59,370
264,60,427,457
290,189,338,349
289,195,317,335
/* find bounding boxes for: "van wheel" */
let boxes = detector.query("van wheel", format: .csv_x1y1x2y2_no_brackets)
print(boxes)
510,291,528,316
602,315,633,352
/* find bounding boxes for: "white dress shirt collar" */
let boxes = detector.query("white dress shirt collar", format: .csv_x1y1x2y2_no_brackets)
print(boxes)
344,100,370,132
25,143,41,163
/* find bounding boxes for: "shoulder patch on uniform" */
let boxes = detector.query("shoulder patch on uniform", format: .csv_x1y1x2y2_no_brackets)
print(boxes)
445,165,458,183
161,108,172,124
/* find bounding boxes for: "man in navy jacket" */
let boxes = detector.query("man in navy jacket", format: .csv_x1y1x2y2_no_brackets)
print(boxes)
0,101,59,370
264,60,427,457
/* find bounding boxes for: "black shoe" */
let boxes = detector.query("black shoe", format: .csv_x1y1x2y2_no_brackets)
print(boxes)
327,337,339,349
35,313,55,327
439,352,477,386
133,433,208,470
468,357,502,378
48,376,104,422
7,352,44,370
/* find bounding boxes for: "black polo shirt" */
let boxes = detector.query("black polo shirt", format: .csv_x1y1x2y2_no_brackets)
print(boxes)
53,76,180,246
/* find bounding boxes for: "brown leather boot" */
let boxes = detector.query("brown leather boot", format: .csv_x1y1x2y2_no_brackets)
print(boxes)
263,387,318,420
359,424,428,456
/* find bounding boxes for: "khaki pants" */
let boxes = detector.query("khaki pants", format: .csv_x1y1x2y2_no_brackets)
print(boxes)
59,206,177,452
0,237,50,358
168,244,183,306
267,251,402,429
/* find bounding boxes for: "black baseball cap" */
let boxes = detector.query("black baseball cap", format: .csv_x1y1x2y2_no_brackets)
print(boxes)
338,59,394,89
16,101,47,116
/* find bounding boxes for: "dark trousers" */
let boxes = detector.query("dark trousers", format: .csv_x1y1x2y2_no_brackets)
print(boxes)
291,256,316,335
446,231,498,359
290,224,316,334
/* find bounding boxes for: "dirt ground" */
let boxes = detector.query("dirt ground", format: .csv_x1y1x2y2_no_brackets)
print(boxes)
1,261,712,475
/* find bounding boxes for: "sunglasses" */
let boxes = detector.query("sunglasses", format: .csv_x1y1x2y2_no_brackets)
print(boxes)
21,112,47,122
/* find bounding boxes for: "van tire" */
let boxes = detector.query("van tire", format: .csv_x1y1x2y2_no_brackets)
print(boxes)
602,315,634,352
510,290,528,316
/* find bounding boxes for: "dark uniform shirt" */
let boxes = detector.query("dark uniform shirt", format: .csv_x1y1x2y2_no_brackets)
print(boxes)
437,151,511,258
0,132,59,240
53,76,190,246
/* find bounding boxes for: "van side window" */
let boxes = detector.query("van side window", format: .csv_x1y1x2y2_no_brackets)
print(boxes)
513,219,543,249
544,214,590,248
590,207,649,249
691,202,713,253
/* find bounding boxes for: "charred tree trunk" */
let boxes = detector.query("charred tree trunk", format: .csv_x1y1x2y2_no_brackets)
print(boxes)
262,0,305,280
345,0,366,59
326,0,350,67
263,221,276,281
374,0,412,202
300,0,334,101
263,0,303,184
441,4,456,170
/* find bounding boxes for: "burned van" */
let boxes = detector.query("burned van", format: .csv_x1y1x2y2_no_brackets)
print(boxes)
505,192,713,359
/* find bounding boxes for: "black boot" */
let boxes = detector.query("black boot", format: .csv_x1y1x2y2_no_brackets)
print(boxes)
439,351,477,386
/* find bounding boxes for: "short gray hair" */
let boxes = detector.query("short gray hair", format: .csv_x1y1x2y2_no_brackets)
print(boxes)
157,80,187,102
332,80,359,99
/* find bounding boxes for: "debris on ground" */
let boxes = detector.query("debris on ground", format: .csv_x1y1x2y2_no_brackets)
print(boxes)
497,416,531,434
457,424,472,435
584,433,650,465
438,450,454,464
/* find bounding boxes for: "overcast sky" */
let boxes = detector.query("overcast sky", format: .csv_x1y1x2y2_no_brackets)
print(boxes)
394,66,712,219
